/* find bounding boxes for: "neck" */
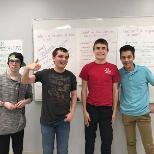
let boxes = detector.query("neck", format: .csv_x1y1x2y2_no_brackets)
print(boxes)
95,59,106,64
8,70,20,81
124,64,134,72
54,67,65,73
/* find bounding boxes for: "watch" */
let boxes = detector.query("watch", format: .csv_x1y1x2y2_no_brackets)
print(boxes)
0,101,5,106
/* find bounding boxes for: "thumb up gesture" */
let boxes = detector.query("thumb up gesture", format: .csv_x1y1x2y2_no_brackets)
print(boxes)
27,58,41,71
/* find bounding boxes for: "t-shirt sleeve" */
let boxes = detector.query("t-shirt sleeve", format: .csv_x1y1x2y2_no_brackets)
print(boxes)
79,65,89,81
25,84,33,100
145,67,154,86
113,66,121,83
70,73,77,91
34,70,45,83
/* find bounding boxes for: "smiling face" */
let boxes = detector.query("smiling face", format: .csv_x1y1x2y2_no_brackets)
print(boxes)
53,50,69,72
93,43,108,63
8,58,21,72
120,50,135,71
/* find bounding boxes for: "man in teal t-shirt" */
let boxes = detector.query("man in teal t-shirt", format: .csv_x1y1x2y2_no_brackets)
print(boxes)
119,45,154,154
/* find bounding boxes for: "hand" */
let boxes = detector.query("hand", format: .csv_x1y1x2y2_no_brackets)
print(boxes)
15,100,26,108
111,112,116,125
3,102,16,110
64,112,74,122
27,59,41,71
117,105,120,112
84,111,91,127
150,103,154,113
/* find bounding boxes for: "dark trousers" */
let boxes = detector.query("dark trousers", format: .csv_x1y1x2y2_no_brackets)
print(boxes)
85,103,113,154
0,129,24,154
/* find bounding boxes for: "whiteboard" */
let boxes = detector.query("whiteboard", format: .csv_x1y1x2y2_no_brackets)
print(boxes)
32,17,154,101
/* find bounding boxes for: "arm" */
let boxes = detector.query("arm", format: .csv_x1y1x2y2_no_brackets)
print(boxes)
145,67,154,86
16,84,33,108
81,80,87,113
2,98,32,110
21,69,36,84
21,60,41,84
64,90,77,122
70,90,77,114
81,80,90,127
112,82,119,124
117,83,121,112
0,81,33,110
150,103,154,113
15,98,32,108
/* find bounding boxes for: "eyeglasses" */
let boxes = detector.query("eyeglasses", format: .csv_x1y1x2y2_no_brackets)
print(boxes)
9,59,21,64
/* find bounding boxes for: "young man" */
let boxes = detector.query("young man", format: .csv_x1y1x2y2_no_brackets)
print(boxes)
119,45,154,154
79,38,120,154
0,52,33,154
21,47,77,154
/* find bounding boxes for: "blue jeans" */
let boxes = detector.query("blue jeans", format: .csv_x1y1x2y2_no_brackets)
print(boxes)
41,119,70,154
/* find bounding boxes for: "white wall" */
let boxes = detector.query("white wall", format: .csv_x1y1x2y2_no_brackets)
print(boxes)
1,0,154,153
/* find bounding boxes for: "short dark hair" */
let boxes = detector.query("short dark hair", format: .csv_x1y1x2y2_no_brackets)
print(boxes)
119,45,135,57
93,38,109,50
52,47,69,58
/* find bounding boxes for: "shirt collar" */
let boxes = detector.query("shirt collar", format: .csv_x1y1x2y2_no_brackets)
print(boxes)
122,64,138,74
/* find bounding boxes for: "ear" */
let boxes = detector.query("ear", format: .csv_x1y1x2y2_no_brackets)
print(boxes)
52,56,55,62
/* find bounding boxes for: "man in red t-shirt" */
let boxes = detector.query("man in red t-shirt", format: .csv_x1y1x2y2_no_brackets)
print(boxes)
79,38,120,154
